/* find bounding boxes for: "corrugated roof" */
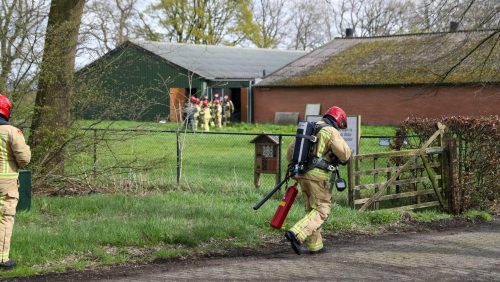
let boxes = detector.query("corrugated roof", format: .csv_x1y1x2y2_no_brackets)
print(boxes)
256,30,500,87
130,41,307,80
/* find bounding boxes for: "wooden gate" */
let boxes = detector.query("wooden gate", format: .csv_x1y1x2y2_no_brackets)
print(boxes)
347,123,450,212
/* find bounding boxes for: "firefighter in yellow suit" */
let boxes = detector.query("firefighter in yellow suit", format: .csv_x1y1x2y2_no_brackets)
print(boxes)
214,99,222,128
222,95,234,126
0,95,31,270
200,100,211,132
193,98,201,131
285,106,351,255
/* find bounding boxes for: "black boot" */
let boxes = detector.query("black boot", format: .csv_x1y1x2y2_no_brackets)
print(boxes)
0,260,16,270
285,231,302,255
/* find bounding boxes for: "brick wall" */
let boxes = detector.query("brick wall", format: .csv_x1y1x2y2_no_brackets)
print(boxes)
253,85,500,125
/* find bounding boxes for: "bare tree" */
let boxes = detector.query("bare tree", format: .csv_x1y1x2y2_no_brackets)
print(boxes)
408,0,500,32
79,0,141,61
0,0,47,95
288,0,329,50
251,0,290,48
325,0,408,37
328,0,365,37
322,0,498,38
461,0,500,29
358,0,410,36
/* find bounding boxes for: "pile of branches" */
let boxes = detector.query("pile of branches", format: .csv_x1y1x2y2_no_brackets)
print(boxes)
396,115,499,212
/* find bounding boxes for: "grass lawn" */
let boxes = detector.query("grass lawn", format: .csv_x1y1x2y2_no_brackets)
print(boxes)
65,121,399,190
4,121,475,278
75,120,398,135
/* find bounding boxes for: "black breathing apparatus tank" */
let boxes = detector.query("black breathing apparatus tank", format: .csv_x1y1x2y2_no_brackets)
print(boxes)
291,121,317,173
291,121,348,192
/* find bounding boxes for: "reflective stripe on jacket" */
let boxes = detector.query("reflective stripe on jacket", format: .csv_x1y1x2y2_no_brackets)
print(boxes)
0,125,31,180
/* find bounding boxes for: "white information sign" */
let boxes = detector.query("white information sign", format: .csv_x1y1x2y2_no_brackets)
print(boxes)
339,115,360,155
305,115,361,155
305,104,321,116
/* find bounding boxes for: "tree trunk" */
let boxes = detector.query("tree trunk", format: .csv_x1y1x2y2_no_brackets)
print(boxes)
29,0,85,177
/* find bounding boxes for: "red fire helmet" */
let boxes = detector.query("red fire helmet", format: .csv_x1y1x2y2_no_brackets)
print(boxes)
0,95,12,120
323,106,347,129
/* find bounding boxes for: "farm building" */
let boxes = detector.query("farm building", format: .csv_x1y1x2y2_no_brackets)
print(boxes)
253,29,500,125
75,41,306,122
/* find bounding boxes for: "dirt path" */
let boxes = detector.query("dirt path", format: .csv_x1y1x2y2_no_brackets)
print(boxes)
13,218,500,281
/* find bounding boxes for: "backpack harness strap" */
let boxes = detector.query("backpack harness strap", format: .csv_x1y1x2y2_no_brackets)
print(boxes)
295,134,317,143
294,123,338,172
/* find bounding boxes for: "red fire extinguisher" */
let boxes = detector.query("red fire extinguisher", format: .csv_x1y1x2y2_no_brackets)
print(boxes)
270,184,298,229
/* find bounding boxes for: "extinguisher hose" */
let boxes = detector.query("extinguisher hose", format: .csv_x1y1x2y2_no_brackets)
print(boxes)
253,166,295,210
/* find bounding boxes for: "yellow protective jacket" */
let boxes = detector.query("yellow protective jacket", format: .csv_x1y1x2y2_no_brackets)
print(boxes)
287,121,351,181
193,104,201,119
0,125,31,182
214,104,222,118
200,107,211,122
223,100,234,118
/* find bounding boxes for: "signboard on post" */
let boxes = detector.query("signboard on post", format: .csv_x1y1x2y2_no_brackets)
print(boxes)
305,115,361,155
340,115,360,155
305,104,321,116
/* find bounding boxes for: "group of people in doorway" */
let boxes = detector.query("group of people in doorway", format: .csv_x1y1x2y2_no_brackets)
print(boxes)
185,93,235,132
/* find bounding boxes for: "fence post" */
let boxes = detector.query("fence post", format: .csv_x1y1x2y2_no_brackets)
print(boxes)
277,135,282,185
93,129,97,178
445,136,460,214
176,131,182,185
347,157,354,209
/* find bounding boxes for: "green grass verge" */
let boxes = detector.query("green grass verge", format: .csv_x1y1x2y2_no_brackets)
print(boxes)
5,188,473,278
462,210,495,221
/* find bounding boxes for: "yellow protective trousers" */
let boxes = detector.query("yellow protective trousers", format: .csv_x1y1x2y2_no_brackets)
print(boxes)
201,108,211,132
289,178,331,252
202,120,210,132
194,118,199,131
216,116,222,128
0,182,18,262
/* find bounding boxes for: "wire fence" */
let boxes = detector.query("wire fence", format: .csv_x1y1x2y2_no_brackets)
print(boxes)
65,128,419,191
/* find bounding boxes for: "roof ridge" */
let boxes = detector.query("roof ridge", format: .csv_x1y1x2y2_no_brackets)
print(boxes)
130,40,306,53
334,28,500,40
